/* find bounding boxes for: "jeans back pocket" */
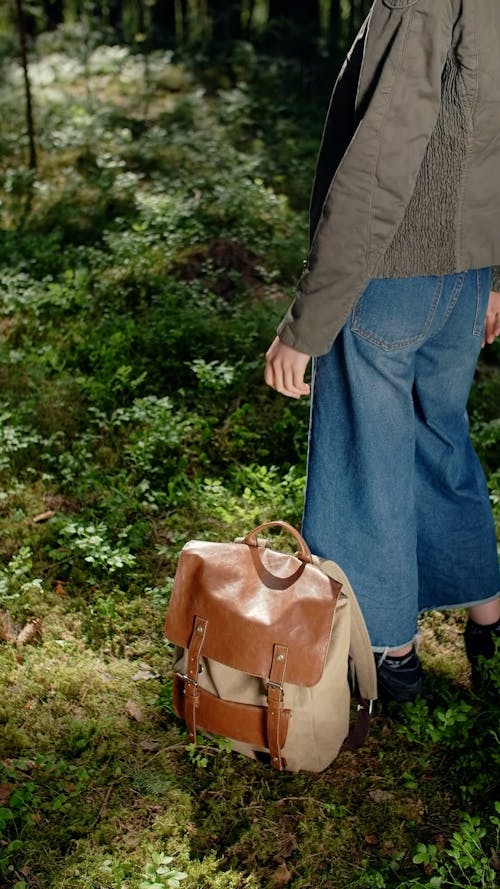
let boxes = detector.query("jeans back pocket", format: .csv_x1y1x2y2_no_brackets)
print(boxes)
350,276,442,351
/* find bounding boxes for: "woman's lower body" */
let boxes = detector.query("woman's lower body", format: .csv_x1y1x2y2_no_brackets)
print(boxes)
302,268,500,692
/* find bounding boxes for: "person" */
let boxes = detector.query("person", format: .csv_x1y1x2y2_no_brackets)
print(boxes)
264,0,500,702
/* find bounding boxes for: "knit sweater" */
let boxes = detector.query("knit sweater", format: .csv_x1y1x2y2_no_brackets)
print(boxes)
380,49,500,291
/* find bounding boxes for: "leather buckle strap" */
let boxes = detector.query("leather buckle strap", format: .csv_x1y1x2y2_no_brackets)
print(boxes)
266,643,288,771
265,678,285,697
184,615,208,744
173,676,291,749
342,697,374,752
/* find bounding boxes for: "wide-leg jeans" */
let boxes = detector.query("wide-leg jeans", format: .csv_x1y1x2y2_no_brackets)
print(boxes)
302,269,500,650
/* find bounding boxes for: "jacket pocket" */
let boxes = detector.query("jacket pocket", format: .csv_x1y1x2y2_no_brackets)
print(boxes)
350,276,442,350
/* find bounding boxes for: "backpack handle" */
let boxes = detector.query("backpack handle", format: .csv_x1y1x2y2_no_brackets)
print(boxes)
242,521,313,563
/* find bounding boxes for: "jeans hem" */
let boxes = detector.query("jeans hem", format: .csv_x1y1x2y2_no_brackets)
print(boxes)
371,633,419,654
418,590,500,614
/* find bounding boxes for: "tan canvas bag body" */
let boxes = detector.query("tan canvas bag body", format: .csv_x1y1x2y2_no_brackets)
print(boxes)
164,521,377,773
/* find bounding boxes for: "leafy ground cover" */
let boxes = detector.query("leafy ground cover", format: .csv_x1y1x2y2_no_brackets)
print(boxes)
0,32,499,889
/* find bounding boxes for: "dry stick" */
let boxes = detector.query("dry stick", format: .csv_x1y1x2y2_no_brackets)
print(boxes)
92,784,115,827
14,0,37,171
274,796,319,806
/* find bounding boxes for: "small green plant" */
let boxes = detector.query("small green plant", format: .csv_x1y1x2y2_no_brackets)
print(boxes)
425,701,475,745
412,843,439,868
57,521,137,575
0,412,42,473
189,358,236,390
185,735,233,770
0,767,42,880
0,546,43,605
139,852,187,889
100,856,131,885
410,811,498,888
397,698,476,748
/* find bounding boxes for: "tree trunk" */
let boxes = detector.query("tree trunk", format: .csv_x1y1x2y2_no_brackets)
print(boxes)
267,0,321,57
42,0,64,29
15,0,37,171
329,0,342,46
150,0,176,42
349,0,356,34
330,0,341,28
244,0,256,35
206,0,241,44
105,0,123,34
179,0,188,42
268,0,287,19
349,0,372,34
269,0,320,27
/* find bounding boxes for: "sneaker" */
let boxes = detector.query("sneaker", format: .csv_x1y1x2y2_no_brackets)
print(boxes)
375,647,423,703
464,617,500,690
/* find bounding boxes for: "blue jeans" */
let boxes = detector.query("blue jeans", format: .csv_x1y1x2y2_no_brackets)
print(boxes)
302,269,500,650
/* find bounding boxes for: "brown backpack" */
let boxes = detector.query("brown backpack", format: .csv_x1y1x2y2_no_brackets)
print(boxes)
164,521,378,772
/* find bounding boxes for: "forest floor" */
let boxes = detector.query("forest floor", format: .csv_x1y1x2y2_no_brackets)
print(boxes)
0,32,499,889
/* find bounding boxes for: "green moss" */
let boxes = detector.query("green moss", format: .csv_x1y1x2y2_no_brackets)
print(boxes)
0,36,498,889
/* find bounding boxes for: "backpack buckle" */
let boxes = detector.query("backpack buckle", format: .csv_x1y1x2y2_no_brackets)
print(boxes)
179,673,199,688
265,678,285,701
357,699,374,715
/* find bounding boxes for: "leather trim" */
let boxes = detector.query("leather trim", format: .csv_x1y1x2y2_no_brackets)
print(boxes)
173,674,290,749
183,615,208,743
267,644,289,771
342,698,372,752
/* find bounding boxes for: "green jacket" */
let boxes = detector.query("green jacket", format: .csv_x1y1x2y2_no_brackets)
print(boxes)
277,0,500,356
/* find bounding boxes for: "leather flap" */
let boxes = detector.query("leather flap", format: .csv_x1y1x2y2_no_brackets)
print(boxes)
165,540,342,686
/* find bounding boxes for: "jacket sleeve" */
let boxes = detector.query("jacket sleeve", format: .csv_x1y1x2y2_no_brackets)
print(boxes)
277,0,456,356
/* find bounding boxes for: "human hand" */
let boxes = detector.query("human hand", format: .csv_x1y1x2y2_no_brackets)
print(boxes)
264,336,311,399
482,290,500,347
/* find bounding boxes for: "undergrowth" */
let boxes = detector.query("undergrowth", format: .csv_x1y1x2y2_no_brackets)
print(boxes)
0,30,499,889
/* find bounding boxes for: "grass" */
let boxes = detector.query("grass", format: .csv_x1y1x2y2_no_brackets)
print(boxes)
0,28,499,889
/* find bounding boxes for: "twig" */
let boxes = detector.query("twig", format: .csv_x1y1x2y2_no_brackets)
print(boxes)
274,796,319,805
92,784,115,827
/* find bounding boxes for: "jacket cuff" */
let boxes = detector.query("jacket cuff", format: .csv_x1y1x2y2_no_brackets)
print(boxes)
277,307,333,357
491,267,500,292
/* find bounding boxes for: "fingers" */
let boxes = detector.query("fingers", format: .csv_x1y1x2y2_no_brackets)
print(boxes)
282,365,311,399
482,291,500,347
264,337,311,399
483,310,500,345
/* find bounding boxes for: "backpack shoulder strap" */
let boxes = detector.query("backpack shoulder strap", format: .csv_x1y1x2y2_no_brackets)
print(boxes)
318,558,378,702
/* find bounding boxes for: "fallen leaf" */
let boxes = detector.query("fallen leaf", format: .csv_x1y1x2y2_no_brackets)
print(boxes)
0,611,21,644
32,510,55,524
0,784,16,805
132,669,160,681
364,835,379,846
126,700,143,722
272,863,293,887
139,739,160,752
368,789,393,803
2,759,35,771
16,618,42,646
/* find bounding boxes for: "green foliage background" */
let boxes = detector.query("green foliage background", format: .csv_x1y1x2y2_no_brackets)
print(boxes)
0,19,499,889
